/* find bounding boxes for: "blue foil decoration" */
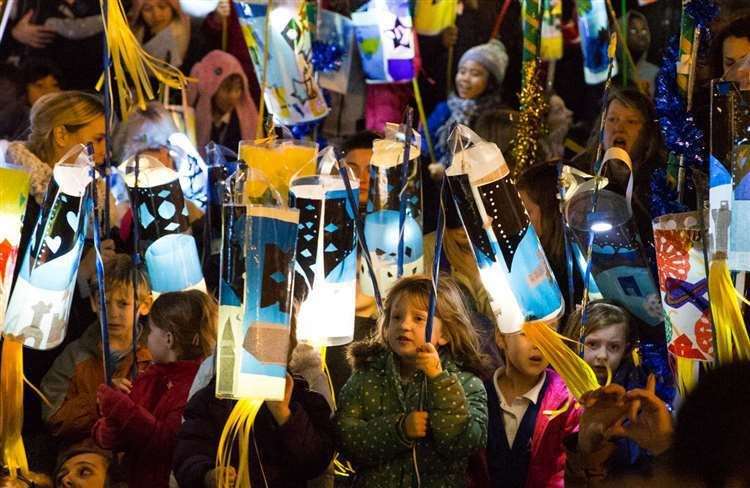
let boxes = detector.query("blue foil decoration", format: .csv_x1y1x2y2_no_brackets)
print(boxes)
312,40,345,73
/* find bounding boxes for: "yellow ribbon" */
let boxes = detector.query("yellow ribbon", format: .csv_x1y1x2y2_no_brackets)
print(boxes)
709,259,750,363
0,336,29,478
216,398,264,488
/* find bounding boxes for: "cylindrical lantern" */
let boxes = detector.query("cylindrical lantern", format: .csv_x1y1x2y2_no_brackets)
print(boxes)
234,0,329,125
413,0,456,36
3,146,92,350
561,150,663,334
358,124,423,297
289,149,359,346
313,8,355,95
168,132,209,211
238,138,317,203
446,125,563,332
653,212,713,361
233,205,299,400
118,154,206,295
0,164,30,324
351,0,416,84
576,0,617,85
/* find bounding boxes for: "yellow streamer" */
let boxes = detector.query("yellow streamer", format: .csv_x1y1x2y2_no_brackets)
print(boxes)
543,396,572,421
523,322,600,399
99,0,191,118
675,355,698,397
216,398,264,488
708,259,750,363
0,336,29,478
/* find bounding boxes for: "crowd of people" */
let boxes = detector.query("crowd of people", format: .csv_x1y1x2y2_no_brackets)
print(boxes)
0,0,750,487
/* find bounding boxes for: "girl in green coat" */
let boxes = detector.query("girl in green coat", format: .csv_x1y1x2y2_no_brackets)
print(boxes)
336,275,490,487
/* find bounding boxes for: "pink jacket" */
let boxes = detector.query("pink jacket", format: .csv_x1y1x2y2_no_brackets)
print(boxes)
526,369,582,488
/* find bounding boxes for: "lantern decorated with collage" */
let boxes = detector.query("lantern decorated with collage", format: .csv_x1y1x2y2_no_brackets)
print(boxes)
562,148,663,337
311,7,355,94
351,0,415,84
576,0,617,84
359,124,423,297
214,161,298,400
169,132,210,211
0,163,29,324
653,212,713,362
446,125,563,332
3,145,92,350
234,0,329,125
289,148,358,346
118,154,206,296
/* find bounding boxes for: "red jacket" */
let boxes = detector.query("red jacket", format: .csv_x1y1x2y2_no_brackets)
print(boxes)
92,359,201,488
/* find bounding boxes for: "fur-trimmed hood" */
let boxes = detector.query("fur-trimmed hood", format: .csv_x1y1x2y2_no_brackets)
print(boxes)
4,141,52,205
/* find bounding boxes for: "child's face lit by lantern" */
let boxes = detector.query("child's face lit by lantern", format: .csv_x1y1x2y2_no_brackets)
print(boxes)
141,0,175,35
55,116,106,165
344,148,372,208
583,322,628,385
603,99,644,159
55,452,109,488
90,287,148,353
455,60,489,100
496,331,549,379
723,35,750,76
386,294,446,359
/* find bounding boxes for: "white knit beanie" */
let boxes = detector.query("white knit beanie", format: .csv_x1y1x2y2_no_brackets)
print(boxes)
458,39,510,85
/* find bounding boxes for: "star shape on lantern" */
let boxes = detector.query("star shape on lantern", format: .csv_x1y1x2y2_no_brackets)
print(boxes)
291,64,318,104
385,17,411,50
282,17,303,53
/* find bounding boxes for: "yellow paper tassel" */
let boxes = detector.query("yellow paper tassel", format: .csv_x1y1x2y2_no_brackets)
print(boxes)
523,322,600,399
100,0,191,118
674,356,699,397
631,346,641,368
708,259,750,363
216,398,264,488
0,336,29,478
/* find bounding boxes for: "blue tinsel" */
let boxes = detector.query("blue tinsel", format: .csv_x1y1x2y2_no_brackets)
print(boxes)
312,41,345,73
685,0,719,28
650,168,689,218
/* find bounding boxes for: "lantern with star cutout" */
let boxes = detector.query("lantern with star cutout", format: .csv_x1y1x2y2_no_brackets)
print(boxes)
289,148,358,346
351,0,416,84
446,125,563,333
234,0,329,125
358,124,423,297
118,154,206,296
3,145,92,350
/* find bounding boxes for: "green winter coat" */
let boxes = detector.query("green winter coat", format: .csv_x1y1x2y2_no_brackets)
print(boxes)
335,343,488,487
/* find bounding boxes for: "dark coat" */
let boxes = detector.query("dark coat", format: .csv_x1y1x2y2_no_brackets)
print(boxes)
173,376,335,488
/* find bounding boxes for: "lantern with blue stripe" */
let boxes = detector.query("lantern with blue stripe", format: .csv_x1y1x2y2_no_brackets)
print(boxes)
3,145,92,349
290,148,359,346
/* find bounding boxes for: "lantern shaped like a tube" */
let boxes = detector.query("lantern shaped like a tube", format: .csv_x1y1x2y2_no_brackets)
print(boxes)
653,212,713,362
168,132,209,210
576,0,617,85
0,164,30,324
4,146,92,350
290,148,359,346
118,155,206,295
239,138,318,203
446,125,563,332
351,0,416,84
358,124,423,297
234,0,329,125
561,149,663,332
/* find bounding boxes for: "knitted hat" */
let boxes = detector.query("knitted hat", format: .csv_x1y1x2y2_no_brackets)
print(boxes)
458,39,509,85
187,50,258,152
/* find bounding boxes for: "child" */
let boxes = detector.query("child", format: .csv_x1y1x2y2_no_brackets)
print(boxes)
173,305,335,488
130,0,190,68
486,325,581,487
187,50,257,155
92,290,217,488
562,300,645,389
40,254,152,446
336,275,489,487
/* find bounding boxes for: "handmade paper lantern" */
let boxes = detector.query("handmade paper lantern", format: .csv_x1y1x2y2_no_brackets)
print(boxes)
446,125,563,332
234,0,329,125
238,138,317,202
290,149,358,346
351,0,415,84
358,124,423,297
653,212,713,362
562,149,663,334
541,0,563,61
3,146,92,350
118,154,206,295
0,164,30,324
576,0,617,84
169,132,209,211
413,0,456,36
312,8,355,94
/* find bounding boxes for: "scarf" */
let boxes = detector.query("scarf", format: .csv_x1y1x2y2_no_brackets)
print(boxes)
434,91,504,165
